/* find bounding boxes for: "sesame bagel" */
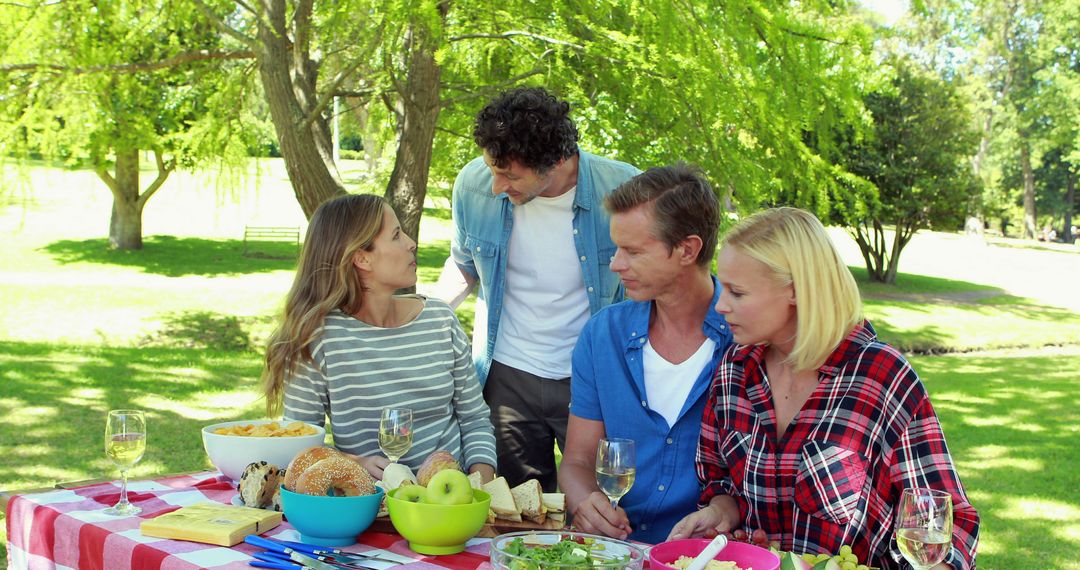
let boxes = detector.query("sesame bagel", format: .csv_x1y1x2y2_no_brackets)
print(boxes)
283,446,338,491
293,455,376,496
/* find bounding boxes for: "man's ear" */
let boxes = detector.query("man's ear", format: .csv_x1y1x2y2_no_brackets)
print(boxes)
678,235,704,266
352,250,372,272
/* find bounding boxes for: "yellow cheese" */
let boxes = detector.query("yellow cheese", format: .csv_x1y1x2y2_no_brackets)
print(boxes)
140,502,282,546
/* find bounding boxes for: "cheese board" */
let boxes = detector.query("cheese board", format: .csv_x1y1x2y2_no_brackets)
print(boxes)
367,514,566,538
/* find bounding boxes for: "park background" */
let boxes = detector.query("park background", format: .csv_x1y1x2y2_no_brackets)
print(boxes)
1,0,1078,568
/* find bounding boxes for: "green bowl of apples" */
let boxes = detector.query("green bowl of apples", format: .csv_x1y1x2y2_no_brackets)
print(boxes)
386,470,491,555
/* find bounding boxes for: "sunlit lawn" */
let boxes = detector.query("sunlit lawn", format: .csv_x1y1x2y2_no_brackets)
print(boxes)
913,350,1080,569
2,160,1079,567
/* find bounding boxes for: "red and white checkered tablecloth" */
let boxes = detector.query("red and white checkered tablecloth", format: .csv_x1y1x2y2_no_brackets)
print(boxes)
5,472,495,570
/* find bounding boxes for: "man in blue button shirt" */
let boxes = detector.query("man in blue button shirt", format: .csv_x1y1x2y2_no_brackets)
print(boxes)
430,87,639,491
559,164,733,544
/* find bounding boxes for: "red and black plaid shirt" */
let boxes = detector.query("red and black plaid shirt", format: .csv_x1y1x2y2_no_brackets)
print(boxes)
697,321,979,569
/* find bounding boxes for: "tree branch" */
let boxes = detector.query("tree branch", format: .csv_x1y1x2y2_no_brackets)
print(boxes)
0,49,255,75
0,0,62,6
293,0,315,59
189,0,259,50
93,159,119,196
301,19,386,131
440,67,547,109
448,30,584,51
137,149,174,209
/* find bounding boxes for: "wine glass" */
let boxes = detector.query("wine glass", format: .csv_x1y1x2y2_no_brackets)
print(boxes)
894,488,953,570
378,408,413,463
595,438,636,511
104,410,146,516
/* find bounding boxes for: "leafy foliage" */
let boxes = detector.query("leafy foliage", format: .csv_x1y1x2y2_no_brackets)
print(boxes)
836,57,981,283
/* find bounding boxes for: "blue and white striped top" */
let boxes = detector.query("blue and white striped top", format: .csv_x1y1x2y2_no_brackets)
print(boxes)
283,296,497,472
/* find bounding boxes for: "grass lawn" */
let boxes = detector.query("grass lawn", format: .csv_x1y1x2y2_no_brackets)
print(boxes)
2,160,1079,567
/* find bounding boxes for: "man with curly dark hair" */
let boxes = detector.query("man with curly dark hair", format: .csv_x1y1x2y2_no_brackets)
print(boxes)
430,87,639,491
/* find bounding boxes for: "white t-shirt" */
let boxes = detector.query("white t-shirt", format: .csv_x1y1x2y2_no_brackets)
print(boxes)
643,337,717,428
492,187,590,379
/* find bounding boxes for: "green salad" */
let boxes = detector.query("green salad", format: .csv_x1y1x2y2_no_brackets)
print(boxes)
501,536,632,570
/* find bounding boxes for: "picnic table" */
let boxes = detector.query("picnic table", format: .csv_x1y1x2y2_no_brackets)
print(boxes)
3,472,496,570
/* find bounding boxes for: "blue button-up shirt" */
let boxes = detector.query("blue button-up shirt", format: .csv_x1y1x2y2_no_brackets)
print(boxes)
569,276,732,544
450,149,640,384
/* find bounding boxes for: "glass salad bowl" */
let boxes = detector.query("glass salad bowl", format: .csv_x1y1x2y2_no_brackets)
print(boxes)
490,531,646,570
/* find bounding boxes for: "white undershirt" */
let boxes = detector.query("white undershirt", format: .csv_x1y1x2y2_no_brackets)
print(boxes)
643,337,717,428
492,187,590,379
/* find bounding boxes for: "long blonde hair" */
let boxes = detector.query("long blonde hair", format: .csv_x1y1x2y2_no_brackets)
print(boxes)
262,193,386,416
723,207,862,372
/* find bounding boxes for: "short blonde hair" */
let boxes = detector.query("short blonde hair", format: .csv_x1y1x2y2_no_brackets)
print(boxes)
722,207,862,371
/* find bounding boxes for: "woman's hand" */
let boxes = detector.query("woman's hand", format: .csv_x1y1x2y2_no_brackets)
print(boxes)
570,491,633,540
341,452,389,480
468,463,496,484
668,495,741,541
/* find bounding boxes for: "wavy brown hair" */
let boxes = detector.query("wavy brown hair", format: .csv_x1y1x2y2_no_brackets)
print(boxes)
261,193,386,416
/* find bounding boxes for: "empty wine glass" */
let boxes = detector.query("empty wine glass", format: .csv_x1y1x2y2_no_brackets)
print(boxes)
895,488,953,570
378,408,413,463
595,438,636,511
104,410,146,516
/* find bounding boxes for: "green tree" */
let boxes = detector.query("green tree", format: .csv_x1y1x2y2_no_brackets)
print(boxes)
909,0,1079,240
839,58,981,283
0,0,260,249
7,0,875,246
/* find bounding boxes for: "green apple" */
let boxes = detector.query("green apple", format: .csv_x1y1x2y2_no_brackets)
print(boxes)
395,484,428,503
425,469,473,505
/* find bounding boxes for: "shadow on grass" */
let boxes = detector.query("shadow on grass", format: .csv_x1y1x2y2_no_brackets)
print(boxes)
0,340,268,497
910,351,1080,569
42,236,298,277
850,265,1001,296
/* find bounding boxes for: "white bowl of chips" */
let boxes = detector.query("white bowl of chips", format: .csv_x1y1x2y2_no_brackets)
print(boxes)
202,419,326,481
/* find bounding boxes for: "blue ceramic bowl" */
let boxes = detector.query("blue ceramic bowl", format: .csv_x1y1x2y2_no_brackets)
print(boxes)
279,486,384,547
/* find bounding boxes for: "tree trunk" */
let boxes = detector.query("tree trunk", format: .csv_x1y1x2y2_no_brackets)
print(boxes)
853,224,887,283
384,5,446,243
1065,168,1075,243
96,148,174,250
107,148,143,250
1019,137,1037,239
256,0,345,219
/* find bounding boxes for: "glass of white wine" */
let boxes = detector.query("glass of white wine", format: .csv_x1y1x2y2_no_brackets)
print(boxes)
595,438,636,511
378,408,413,463
895,487,953,570
104,409,146,516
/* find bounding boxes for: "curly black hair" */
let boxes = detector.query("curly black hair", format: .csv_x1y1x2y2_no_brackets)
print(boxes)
473,87,579,173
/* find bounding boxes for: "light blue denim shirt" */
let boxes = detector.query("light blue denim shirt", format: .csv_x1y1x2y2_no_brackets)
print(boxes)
450,149,640,384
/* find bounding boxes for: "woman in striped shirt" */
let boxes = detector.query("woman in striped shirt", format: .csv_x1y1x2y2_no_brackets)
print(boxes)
261,194,496,482
670,208,978,569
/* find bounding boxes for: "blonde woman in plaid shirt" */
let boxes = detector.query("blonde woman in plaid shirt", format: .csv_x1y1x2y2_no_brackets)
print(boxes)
670,208,979,569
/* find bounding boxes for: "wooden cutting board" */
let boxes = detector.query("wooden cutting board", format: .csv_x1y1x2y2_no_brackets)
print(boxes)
368,515,566,538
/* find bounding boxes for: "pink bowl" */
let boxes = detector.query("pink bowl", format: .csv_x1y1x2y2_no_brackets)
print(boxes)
649,539,779,570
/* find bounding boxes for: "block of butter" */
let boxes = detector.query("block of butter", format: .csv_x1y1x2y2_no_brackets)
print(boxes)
140,502,282,546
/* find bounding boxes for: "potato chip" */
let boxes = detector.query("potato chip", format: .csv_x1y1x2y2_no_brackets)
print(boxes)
213,421,317,437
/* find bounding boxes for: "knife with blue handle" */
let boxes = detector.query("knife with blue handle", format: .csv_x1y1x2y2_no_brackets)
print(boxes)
247,536,390,570
245,535,341,570
250,551,304,569
275,539,409,565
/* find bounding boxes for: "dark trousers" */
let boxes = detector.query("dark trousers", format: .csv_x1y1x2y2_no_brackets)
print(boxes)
483,360,569,492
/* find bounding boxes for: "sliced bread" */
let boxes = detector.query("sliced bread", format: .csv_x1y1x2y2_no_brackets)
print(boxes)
510,479,545,523
541,492,565,513
482,476,521,522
